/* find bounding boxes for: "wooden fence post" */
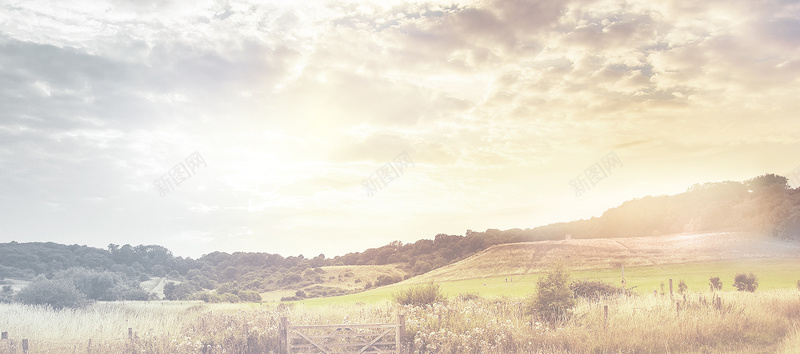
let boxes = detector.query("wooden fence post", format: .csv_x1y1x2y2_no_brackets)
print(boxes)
397,314,406,354
22,339,28,354
603,305,608,328
1,331,7,340
129,328,133,341
669,279,673,299
280,317,288,354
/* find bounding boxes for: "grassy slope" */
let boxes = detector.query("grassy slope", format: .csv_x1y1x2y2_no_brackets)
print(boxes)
414,231,800,282
291,232,800,306
258,264,406,301
139,277,169,299
294,258,800,306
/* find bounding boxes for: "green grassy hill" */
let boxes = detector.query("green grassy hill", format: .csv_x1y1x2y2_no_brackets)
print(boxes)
290,232,800,305
410,231,800,282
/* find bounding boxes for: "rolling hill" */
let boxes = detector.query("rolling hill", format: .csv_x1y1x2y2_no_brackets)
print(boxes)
410,231,800,283
292,232,800,305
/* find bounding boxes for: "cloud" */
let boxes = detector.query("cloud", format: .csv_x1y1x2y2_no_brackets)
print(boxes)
0,0,798,257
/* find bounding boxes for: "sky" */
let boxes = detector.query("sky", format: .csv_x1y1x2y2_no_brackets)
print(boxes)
1,0,799,259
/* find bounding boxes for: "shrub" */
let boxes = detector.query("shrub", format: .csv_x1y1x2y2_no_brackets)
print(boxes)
57,267,144,301
192,291,242,303
457,292,480,301
220,293,241,303
375,274,402,287
530,266,575,322
393,283,445,306
570,280,628,300
710,276,723,291
238,290,262,302
678,279,688,293
164,282,196,300
16,276,86,309
0,285,12,303
734,273,758,292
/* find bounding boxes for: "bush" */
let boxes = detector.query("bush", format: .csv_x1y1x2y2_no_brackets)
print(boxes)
0,285,13,303
457,292,480,301
239,290,262,302
220,293,240,303
570,280,628,300
678,279,688,293
57,267,144,301
375,274,402,287
734,273,758,292
16,276,86,309
530,267,575,322
393,283,445,306
164,282,196,300
709,276,723,291
192,291,241,303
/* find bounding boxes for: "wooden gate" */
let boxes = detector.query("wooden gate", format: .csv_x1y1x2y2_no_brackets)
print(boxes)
279,315,405,354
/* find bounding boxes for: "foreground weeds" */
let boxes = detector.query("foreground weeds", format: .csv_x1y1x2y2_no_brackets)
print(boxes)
1,291,799,353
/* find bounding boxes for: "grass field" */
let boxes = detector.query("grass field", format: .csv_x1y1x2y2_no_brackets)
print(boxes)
4,232,800,352
291,257,800,306
3,289,800,353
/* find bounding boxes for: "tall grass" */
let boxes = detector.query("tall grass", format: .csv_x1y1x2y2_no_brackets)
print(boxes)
0,290,798,353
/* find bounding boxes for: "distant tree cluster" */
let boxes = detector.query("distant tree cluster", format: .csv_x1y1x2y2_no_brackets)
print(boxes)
1,174,798,304
14,268,147,309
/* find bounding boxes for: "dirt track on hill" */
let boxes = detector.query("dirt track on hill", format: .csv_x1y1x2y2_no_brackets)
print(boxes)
415,232,800,282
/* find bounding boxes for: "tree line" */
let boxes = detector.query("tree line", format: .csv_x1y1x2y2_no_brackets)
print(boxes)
2,174,799,307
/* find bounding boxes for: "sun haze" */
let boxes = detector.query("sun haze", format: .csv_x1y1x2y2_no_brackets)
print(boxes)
1,0,799,258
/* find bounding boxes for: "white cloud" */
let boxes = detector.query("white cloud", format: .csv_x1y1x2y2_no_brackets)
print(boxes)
1,0,799,257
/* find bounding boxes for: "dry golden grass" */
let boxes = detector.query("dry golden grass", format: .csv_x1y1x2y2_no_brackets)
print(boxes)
778,323,800,354
256,264,407,302
415,232,800,282
1,290,799,353
318,264,406,290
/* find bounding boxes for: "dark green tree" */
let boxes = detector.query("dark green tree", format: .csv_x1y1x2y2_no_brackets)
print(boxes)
16,276,85,309
163,282,177,300
678,279,688,293
709,276,723,291
531,266,575,322
733,273,758,292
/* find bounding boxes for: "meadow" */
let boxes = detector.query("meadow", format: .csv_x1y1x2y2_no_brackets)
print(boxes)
2,285,800,352
3,238,800,353
296,257,800,306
